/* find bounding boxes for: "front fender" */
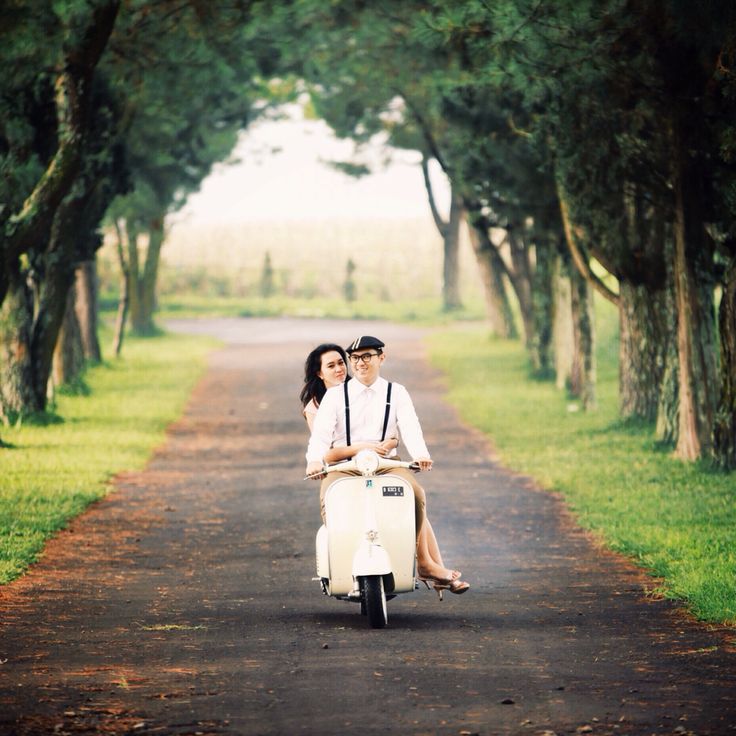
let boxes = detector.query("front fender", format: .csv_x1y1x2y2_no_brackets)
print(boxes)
352,542,392,577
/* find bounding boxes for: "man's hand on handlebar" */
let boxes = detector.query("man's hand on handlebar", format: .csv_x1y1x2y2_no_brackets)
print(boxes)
305,461,326,480
414,456,433,472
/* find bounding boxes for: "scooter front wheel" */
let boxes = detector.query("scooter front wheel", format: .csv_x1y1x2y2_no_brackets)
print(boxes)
360,575,387,629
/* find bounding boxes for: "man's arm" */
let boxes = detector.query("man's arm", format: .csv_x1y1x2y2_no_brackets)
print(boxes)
394,383,432,468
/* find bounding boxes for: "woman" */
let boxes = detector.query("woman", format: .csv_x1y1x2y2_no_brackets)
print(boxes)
300,343,469,597
301,343,397,458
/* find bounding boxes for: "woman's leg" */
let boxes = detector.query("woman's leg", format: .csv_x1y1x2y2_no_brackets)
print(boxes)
423,519,444,566
388,470,460,582
416,519,461,582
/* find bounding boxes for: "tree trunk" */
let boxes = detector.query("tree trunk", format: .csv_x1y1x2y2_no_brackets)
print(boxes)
618,281,670,421
0,273,38,418
552,254,574,390
29,187,91,411
652,235,680,443
74,260,101,362
507,231,537,359
569,265,597,409
30,270,77,411
713,251,736,469
51,284,84,390
128,217,165,336
656,329,679,445
442,194,463,311
140,217,165,332
466,223,518,338
672,149,719,461
126,221,145,333
112,220,130,357
421,157,463,312
531,240,555,378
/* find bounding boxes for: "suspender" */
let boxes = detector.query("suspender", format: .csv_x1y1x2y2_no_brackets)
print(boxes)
344,381,393,446
344,381,351,447
381,382,393,442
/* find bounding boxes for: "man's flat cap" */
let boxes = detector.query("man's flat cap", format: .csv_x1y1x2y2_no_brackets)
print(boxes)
346,336,385,353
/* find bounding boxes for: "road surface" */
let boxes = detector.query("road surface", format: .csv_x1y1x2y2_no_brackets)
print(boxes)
1,317,734,735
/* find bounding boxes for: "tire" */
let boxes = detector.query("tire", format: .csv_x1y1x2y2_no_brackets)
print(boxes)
361,575,387,629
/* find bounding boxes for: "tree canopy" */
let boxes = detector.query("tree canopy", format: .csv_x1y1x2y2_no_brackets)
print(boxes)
0,0,734,469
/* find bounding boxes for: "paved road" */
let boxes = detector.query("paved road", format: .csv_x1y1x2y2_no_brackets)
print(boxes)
1,317,734,736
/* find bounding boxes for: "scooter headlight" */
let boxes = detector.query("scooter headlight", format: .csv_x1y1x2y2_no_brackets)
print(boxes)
355,449,380,476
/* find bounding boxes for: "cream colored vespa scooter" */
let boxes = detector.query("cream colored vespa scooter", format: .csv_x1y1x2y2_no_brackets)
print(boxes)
312,449,420,628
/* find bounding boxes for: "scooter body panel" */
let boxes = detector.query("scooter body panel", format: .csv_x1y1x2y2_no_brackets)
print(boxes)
324,472,416,596
315,524,329,579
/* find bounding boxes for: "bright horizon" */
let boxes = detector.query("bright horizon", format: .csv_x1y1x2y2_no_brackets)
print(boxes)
169,107,451,228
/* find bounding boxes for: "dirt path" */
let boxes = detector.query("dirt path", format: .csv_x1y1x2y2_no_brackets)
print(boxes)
1,317,734,736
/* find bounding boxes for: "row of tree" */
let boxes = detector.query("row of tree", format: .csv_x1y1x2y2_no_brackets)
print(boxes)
1,1,734,469
0,1,274,418
266,0,736,468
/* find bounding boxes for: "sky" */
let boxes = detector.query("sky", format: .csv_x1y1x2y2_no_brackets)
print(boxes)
171,106,450,226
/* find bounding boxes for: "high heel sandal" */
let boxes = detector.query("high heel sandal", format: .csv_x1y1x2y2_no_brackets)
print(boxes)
417,569,461,584
419,576,470,601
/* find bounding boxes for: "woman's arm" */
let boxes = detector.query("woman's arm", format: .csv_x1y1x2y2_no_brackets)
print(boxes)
323,437,398,464
303,398,318,433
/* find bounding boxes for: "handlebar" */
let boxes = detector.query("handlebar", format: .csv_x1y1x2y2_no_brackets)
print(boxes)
304,449,421,480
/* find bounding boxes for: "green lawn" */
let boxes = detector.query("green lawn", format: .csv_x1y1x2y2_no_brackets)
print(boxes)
426,318,736,624
154,292,488,325
0,330,216,583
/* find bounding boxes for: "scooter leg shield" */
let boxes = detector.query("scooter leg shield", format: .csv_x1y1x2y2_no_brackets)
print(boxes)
315,525,329,579
323,474,415,596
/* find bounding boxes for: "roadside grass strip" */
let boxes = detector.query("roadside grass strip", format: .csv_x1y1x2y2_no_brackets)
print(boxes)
427,324,736,625
156,293,487,325
0,330,217,584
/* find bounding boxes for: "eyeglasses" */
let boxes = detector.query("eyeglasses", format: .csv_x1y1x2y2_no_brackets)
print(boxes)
349,352,380,364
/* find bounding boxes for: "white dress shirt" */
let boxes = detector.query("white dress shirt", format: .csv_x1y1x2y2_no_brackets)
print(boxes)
306,376,430,463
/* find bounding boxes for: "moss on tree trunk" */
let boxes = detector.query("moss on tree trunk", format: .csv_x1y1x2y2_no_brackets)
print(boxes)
570,266,597,410
0,275,38,418
618,281,670,422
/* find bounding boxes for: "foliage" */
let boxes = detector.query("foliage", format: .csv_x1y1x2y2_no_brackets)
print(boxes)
104,2,264,227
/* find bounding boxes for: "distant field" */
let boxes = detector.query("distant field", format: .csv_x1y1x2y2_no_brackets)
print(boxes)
97,217,486,305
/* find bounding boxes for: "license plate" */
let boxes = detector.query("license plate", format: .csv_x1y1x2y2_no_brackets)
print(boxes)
382,486,404,497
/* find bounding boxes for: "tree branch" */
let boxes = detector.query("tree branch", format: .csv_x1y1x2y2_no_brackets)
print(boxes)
421,154,448,237
4,1,121,264
558,187,619,307
397,88,451,176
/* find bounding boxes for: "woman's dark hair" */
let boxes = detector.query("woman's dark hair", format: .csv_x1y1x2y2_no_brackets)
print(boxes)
300,343,348,408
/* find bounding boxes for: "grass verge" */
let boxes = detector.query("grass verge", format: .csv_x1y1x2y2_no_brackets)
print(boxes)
427,323,736,625
0,330,217,584
154,292,487,325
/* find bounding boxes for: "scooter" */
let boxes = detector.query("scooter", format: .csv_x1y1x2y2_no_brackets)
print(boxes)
311,449,420,629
